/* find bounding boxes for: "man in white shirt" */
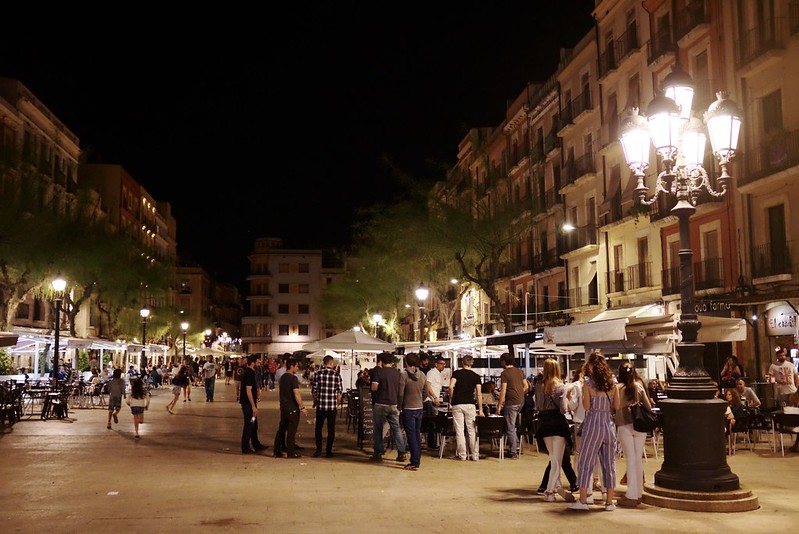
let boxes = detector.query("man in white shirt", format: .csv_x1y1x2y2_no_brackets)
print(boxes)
735,379,761,408
769,347,798,407
423,356,447,449
202,355,218,402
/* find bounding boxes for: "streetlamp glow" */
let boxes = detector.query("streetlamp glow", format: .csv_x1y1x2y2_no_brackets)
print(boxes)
181,321,189,360
372,313,383,339
51,276,66,387
139,306,150,371
619,70,743,494
415,282,429,350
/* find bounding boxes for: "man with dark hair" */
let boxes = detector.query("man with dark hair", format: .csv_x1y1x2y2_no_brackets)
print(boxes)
448,355,483,461
423,356,447,449
418,352,431,374
370,352,407,462
312,355,343,457
399,352,427,470
496,352,529,459
273,358,308,458
240,354,268,454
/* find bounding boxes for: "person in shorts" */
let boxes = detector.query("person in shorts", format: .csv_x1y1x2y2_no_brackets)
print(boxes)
106,368,126,430
126,377,150,438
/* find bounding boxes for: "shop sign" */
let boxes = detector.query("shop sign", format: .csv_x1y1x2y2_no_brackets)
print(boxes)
694,300,732,314
766,304,798,336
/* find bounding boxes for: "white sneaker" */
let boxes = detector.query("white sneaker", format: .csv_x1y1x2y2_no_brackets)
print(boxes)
557,488,576,502
604,503,616,511
544,493,555,502
585,495,595,504
567,501,589,511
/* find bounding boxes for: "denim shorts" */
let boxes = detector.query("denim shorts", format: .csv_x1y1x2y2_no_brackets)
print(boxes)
108,397,122,411
131,406,144,415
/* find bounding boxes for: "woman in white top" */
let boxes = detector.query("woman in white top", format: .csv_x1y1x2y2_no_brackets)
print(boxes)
614,362,652,507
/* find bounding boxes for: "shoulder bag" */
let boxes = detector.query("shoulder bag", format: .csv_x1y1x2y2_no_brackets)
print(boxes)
629,387,658,433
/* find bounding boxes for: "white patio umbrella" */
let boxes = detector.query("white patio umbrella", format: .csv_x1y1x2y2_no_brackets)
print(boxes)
302,329,396,388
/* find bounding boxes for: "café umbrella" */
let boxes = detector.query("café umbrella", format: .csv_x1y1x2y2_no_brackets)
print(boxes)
302,329,396,387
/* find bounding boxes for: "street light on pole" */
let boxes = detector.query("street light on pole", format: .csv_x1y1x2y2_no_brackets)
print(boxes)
415,282,429,350
51,276,67,388
139,306,150,371
372,313,382,339
619,66,742,493
181,322,189,360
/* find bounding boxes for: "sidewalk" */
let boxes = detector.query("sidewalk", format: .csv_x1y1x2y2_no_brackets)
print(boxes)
0,379,797,533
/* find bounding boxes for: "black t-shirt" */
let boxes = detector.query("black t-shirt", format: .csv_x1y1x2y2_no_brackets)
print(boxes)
372,366,401,405
279,372,300,411
239,367,256,406
451,368,481,405
234,363,246,382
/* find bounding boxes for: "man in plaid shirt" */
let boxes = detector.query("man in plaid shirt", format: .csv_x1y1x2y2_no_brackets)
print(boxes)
312,355,343,457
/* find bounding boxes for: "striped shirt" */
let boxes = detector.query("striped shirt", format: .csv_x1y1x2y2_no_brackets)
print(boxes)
312,367,343,411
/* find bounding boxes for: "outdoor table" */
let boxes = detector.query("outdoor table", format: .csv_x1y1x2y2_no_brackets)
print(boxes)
21,388,50,417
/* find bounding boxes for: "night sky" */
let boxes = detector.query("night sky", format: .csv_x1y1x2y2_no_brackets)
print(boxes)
2,2,595,293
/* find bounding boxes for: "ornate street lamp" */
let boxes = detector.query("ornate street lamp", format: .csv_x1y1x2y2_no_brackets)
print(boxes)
415,282,429,350
51,276,67,388
181,322,189,360
372,313,383,339
619,68,742,493
139,306,150,371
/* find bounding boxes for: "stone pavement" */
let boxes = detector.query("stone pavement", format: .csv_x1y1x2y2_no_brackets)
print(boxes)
0,379,797,534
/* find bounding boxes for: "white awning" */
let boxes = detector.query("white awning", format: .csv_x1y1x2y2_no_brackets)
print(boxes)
694,315,747,343
543,318,629,344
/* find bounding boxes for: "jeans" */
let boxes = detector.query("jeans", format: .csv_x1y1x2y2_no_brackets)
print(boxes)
617,424,646,499
451,403,478,460
204,377,215,401
372,403,405,456
401,408,423,467
273,409,300,454
267,373,276,390
241,404,263,452
503,403,522,456
315,408,337,453
423,400,438,447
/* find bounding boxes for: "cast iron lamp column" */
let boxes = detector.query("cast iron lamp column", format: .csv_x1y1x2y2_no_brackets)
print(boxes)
181,322,189,360
415,282,429,350
140,306,150,371
619,68,742,492
51,277,67,388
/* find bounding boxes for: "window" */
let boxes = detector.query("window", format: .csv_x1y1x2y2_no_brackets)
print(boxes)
762,90,783,137
278,283,289,293
298,324,309,336
278,324,289,336
278,304,289,314
298,263,309,273
299,283,309,294
298,304,309,314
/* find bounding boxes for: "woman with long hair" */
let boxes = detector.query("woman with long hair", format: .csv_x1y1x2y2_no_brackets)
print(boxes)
166,366,186,414
534,358,573,502
720,355,744,390
126,377,150,438
614,362,652,507
724,388,746,454
568,352,620,511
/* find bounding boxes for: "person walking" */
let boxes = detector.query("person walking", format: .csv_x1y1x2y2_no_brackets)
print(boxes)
311,355,343,458
769,346,798,408
202,355,217,402
568,352,620,511
125,376,150,438
496,352,529,459
614,362,651,507
398,353,427,470
535,358,573,502
369,352,407,462
273,358,308,458
240,354,268,454
166,365,187,414
266,357,278,391
448,355,483,461
106,368,126,430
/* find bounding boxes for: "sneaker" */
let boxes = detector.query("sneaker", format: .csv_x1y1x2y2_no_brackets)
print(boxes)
312,450,322,458
106,424,111,429
557,488,576,502
536,488,546,495
544,493,555,502
369,455,383,462
617,496,640,508
604,503,616,511
567,501,590,511
569,485,579,493
585,495,595,504
134,434,140,439
395,454,407,462
402,463,418,471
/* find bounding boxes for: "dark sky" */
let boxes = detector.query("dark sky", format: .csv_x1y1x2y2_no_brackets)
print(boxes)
2,2,595,293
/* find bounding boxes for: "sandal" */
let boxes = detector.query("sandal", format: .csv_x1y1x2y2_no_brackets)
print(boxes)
403,464,418,471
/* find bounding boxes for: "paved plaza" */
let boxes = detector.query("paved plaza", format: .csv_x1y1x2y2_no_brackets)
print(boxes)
1,379,797,533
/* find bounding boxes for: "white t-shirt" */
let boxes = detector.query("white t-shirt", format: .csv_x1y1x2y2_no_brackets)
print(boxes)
768,360,798,395
425,367,443,402
202,362,217,379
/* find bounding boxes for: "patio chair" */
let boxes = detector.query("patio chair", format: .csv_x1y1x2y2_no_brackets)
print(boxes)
772,412,799,456
477,415,506,460
437,412,456,459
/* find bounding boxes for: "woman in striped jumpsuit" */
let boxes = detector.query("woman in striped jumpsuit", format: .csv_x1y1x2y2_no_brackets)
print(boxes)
570,351,620,511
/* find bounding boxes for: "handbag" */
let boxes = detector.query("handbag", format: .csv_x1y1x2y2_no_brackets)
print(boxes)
630,401,658,433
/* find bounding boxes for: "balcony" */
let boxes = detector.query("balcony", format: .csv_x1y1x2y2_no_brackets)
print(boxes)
598,46,617,79
753,241,793,281
694,257,724,291
599,115,621,153
564,225,598,254
661,266,680,296
543,185,561,211
532,247,564,272
561,153,596,190
626,261,652,290
739,128,799,188
735,18,789,75
675,0,710,44
544,126,561,157
648,27,676,66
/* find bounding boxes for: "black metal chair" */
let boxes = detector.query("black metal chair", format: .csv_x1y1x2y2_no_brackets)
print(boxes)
437,412,456,459
772,412,799,456
477,415,507,460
